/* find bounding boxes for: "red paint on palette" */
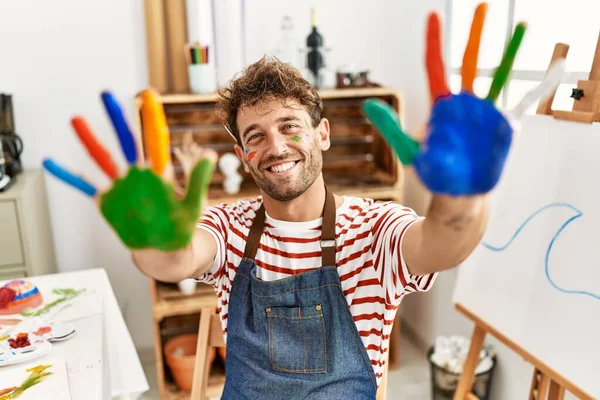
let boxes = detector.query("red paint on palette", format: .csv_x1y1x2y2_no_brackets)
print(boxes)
8,332,30,348
33,326,52,336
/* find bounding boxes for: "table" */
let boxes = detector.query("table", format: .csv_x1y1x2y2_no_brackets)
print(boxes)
0,268,149,399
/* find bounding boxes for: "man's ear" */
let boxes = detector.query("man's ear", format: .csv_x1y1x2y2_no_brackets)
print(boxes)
317,118,331,151
234,144,250,173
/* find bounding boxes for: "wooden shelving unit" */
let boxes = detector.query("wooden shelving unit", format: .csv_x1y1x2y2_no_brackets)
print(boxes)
137,87,407,399
148,280,227,399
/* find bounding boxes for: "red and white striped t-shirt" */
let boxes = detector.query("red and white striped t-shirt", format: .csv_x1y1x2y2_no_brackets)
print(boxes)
196,196,437,384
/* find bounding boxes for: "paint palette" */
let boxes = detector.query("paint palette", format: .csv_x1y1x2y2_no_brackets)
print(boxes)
0,318,75,368
47,321,75,342
0,339,52,368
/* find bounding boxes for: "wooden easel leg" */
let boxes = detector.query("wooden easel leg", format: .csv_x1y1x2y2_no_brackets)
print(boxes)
191,307,214,400
529,367,550,400
548,380,566,400
453,325,486,400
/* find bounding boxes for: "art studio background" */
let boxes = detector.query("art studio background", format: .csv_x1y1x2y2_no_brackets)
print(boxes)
0,0,598,399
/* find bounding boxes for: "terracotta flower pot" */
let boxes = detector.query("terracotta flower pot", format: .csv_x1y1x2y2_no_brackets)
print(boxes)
164,333,216,392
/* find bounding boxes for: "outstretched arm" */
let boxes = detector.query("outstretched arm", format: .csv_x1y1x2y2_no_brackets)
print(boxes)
131,228,217,283
43,90,219,283
364,5,564,276
403,195,488,275
407,7,495,275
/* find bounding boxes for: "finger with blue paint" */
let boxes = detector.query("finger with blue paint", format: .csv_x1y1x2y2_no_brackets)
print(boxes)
101,91,138,164
42,159,98,197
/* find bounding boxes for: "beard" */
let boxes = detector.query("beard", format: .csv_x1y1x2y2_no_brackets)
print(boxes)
246,145,323,202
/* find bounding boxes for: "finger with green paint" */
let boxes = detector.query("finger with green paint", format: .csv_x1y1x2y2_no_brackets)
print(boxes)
43,89,216,251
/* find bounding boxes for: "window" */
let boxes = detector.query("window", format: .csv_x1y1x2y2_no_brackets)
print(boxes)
447,0,600,114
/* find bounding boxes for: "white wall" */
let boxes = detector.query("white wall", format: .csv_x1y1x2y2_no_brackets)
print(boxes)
244,0,407,106
0,0,155,349
1,1,557,397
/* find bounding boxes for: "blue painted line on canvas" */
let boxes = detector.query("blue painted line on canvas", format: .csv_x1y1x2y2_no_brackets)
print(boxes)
481,203,599,300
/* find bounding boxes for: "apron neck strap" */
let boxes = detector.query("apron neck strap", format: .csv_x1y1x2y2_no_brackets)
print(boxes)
320,186,336,267
243,186,337,267
243,205,265,260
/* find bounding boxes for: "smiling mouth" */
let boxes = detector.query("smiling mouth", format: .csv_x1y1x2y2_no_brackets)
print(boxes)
266,160,300,173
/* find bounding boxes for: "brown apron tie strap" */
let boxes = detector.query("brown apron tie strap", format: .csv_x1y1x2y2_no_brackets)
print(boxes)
243,205,266,259
242,186,337,266
320,187,337,267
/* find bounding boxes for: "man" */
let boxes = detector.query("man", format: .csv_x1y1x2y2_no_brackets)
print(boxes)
133,55,493,399
44,9,541,399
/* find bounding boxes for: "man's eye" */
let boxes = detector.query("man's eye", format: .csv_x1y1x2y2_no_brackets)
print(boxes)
283,124,299,130
247,133,261,142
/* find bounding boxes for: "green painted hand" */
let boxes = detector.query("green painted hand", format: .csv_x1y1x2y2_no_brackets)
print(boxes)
100,160,214,251
42,89,216,252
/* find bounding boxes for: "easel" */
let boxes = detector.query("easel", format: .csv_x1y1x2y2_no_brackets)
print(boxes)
537,33,600,123
452,303,595,400
452,35,600,400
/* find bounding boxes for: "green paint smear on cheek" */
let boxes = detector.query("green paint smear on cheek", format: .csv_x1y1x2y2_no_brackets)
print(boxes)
291,135,302,143
100,160,214,251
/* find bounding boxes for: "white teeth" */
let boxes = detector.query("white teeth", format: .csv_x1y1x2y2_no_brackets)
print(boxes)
271,161,296,173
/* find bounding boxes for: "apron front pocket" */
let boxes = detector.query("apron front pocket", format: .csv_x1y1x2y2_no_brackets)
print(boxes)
266,304,327,374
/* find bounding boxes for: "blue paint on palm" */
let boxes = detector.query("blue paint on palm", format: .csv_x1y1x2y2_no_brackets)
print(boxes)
414,92,513,195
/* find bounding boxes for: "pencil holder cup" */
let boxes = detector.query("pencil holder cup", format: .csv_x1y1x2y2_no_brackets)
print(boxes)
188,63,217,94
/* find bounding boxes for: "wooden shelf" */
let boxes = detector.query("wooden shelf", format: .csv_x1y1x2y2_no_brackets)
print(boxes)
156,281,214,300
135,86,404,208
157,87,401,105
164,371,226,399
153,282,217,321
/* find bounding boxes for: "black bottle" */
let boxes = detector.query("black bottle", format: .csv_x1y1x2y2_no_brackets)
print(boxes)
306,8,323,87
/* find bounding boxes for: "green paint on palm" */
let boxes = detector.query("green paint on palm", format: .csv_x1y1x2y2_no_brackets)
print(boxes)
487,23,527,102
361,99,420,165
100,159,214,251
291,135,302,143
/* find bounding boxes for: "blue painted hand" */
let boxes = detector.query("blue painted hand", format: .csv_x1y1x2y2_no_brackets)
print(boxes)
415,92,512,195
362,5,563,196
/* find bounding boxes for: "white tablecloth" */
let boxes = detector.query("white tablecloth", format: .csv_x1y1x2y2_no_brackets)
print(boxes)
0,268,149,400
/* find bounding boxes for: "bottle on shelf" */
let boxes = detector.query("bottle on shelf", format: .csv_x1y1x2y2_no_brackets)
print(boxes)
306,8,324,88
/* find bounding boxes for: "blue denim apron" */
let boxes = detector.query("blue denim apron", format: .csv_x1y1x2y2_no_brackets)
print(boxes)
221,187,378,399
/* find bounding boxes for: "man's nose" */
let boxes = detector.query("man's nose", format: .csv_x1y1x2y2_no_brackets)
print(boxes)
265,132,288,156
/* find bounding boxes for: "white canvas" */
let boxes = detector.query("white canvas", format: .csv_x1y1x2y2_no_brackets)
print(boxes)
453,114,600,398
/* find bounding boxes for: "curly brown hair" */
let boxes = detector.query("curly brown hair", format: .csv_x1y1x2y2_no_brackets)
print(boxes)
216,56,323,147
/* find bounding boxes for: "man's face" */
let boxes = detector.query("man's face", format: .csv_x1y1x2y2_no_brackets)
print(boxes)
234,98,330,201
